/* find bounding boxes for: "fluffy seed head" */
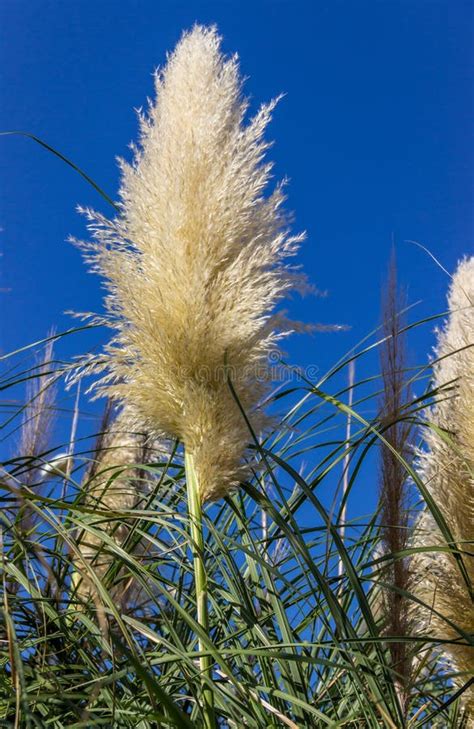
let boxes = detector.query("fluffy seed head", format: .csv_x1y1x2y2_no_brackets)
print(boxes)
411,256,474,712
75,25,305,500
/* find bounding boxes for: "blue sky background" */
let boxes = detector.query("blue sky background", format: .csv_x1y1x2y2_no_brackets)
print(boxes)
0,0,472,493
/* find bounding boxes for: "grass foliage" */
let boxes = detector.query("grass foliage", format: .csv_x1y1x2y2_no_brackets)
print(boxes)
0,324,472,728
0,130,472,727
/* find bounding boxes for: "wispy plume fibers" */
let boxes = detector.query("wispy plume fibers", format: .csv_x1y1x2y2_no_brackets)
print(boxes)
412,256,474,715
75,25,305,502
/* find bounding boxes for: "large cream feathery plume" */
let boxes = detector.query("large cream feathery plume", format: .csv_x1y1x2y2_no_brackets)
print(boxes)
412,256,474,718
73,26,306,725
75,25,305,503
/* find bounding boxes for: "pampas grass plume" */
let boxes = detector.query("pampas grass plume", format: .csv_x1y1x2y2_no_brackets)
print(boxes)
412,256,474,713
75,25,305,501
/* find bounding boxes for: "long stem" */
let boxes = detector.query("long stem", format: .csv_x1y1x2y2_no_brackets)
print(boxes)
184,450,214,728
338,358,355,582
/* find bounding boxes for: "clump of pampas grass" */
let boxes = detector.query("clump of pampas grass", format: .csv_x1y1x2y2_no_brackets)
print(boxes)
412,256,474,717
72,27,307,725
73,25,306,503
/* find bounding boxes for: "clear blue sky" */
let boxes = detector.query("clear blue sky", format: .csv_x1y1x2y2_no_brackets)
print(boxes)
1,0,473,462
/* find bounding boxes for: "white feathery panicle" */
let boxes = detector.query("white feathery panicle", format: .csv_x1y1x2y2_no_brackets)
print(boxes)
411,256,474,713
75,25,306,501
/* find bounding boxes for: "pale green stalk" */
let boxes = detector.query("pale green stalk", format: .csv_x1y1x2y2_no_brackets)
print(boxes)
184,450,215,728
